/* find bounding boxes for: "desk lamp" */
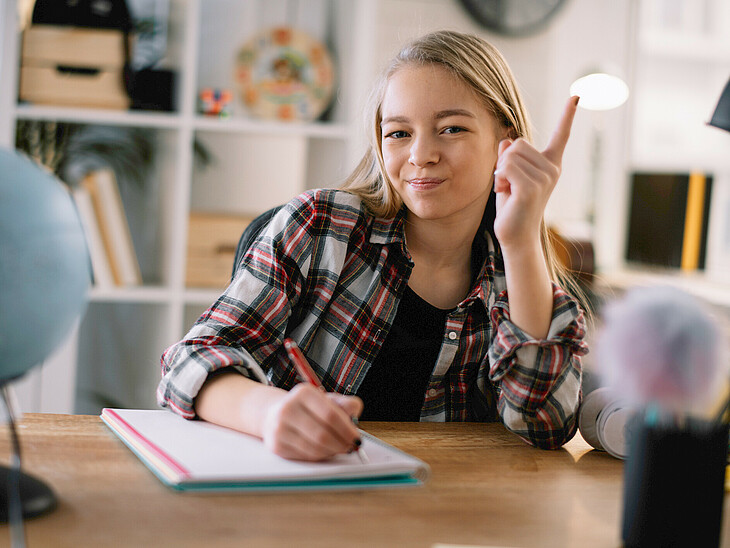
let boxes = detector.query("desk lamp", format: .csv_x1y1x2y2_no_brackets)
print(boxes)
708,77,730,133
0,148,90,538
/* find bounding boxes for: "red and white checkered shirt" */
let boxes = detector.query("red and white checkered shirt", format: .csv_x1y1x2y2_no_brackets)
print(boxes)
158,189,588,449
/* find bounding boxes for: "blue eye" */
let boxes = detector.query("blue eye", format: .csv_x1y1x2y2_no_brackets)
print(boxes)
385,130,409,139
443,126,466,134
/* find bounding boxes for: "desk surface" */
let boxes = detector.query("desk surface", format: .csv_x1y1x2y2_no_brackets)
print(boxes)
0,414,722,547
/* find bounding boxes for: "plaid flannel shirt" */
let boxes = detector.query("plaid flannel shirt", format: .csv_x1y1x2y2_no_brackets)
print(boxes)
158,189,588,449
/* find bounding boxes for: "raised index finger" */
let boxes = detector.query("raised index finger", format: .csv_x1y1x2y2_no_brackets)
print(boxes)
543,96,580,165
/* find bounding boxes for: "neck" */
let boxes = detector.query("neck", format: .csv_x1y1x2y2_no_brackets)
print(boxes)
403,208,485,309
404,211,482,270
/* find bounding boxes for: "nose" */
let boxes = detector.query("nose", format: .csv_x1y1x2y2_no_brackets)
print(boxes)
408,135,439,167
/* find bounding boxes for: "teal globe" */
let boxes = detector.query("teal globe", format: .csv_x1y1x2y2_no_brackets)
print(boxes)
0,147,90,381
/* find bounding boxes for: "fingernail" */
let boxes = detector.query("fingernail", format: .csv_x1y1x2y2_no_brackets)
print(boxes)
354,438,362,448
573,95,580,106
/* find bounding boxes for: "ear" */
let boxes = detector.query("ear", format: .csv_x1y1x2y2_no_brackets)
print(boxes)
501,125,518,141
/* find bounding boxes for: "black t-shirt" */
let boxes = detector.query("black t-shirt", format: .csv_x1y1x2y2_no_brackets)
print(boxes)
356,285,451,421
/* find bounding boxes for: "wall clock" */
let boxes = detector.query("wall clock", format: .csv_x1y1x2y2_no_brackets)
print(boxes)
458,0,569,37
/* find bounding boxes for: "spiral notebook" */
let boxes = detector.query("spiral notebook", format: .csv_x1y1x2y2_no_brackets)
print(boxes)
101,408,430,492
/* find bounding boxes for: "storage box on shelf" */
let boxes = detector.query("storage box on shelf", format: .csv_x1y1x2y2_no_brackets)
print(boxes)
20,25,130,110
186,212,253,289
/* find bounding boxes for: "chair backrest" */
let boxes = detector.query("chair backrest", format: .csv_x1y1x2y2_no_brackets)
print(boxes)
231,205,284,281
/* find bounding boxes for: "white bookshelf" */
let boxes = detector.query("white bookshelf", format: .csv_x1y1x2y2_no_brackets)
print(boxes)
0,0,375,413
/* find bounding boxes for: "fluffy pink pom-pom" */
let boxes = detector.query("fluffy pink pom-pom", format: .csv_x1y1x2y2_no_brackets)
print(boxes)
596,286,727,413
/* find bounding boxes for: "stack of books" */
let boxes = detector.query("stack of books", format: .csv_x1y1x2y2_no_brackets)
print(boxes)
71,169,142,288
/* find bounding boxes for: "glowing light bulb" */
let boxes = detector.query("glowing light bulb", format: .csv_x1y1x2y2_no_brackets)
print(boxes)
570,73,629,111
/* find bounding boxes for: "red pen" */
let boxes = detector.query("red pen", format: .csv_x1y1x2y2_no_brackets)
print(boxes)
283,338,369,464
284,338,324,389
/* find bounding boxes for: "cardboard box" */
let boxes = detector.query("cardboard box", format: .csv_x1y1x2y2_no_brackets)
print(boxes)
20,25,130,109
186,212,254,289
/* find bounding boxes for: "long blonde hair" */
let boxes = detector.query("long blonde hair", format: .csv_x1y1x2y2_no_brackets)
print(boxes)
341,30,582,301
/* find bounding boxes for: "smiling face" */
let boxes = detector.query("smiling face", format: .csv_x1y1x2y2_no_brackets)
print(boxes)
380,63,504,224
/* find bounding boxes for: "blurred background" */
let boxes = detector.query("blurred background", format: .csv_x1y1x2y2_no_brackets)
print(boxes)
0,0,728,415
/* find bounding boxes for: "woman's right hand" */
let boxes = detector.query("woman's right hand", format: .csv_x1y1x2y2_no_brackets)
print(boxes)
195,371,363,462
261,383,364,461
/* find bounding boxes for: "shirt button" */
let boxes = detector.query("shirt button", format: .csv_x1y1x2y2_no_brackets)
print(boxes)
448,331,457,340
428,388,438,397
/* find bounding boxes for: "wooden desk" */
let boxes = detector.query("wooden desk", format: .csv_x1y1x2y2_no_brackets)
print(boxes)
0,414,721,547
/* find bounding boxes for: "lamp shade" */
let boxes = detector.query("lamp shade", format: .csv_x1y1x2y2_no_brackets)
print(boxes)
708,78,730,133
0,148,90,382
570,72,629,111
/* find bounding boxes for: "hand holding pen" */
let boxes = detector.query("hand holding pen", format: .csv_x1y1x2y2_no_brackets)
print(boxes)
284,338,369,464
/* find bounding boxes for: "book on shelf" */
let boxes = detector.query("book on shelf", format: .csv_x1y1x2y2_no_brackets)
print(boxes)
680,172,711,271
71,185,115,288
626,171,713,272
101,408,431,492
80,169,142,286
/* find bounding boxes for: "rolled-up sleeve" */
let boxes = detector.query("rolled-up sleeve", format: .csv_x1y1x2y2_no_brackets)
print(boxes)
488,284,588,449
157,328,273,419
156,197,314,418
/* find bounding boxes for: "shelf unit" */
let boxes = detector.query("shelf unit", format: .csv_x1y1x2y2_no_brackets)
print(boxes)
606,0,730,307
0,0,375,413
597,268,730,309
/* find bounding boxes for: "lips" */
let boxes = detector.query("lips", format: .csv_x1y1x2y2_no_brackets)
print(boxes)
407,178,444,190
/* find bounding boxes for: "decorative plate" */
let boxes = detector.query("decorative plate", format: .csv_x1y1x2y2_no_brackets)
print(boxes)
234,27,335,122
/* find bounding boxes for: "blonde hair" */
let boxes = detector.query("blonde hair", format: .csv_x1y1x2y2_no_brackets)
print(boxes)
341,30,584,303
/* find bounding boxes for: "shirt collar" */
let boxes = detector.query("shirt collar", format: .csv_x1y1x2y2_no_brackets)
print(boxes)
368,194,500,308
368,194,495,249
369,207,407,246
465,192,500,307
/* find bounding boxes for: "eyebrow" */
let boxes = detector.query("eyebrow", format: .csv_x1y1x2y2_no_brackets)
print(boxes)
381,109,477,126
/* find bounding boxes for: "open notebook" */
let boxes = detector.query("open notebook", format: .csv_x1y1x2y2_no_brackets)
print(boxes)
101,408,430,492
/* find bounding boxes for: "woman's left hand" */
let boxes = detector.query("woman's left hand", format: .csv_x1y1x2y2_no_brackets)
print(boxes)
492,96,579,250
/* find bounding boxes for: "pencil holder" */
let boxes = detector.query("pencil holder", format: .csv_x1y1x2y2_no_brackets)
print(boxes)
621,419,729,547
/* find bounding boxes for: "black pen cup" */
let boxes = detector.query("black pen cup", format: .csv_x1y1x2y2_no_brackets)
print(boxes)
622,419,729,548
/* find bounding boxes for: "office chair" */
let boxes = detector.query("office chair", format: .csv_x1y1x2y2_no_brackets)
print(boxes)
231,204,284,281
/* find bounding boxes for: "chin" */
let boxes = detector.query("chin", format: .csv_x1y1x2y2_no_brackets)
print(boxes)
405,203,455,221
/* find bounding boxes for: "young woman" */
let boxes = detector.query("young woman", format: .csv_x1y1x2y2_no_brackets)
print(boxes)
158,30,588,461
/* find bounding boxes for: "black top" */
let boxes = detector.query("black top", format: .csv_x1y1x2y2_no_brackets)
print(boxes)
356,285,451,421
